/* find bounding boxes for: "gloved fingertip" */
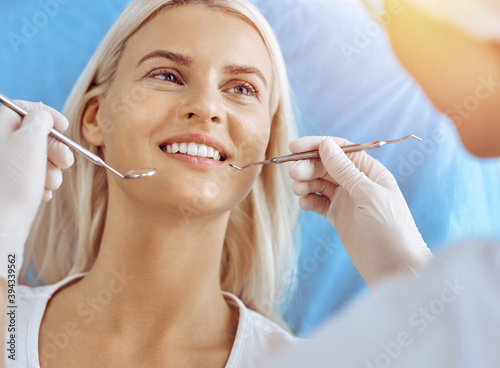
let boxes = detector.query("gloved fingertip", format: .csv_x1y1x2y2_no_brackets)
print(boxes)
291,181,301,196
289,160,303,179
288,139,300,153
318,136,330,150
319,135,340,158
43,190,53,202
61,145,75,167
326,135,341,147
66,151,75,167
59,116,70,132
58,109,70,131
298,196,309,211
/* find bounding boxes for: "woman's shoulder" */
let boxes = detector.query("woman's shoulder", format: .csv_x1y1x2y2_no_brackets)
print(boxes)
17,272,87,302
223,292,300,368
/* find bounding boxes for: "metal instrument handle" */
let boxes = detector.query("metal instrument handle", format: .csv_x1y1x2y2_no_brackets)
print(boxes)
0,92,105,167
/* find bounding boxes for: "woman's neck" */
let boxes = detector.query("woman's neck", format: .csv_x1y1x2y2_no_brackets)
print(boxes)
68,187,237,351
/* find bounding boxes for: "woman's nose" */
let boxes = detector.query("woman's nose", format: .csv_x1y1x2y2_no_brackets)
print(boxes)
178,85,224,124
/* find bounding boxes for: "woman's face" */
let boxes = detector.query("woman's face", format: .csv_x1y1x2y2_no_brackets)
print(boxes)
84,5,274,217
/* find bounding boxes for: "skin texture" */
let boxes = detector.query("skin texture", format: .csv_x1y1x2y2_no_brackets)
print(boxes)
384,0,500,157
37,6,274,368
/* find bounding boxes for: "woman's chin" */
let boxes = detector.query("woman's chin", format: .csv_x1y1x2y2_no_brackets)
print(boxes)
130,184,237,220
109,156,256,219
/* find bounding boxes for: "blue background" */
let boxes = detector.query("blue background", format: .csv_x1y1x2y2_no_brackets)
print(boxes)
1,0,499,336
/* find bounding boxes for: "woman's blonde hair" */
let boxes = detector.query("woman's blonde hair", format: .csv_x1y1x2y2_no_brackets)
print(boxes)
23,0,298,325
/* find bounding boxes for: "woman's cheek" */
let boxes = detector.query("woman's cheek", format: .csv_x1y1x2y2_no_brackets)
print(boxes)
241,118,271,160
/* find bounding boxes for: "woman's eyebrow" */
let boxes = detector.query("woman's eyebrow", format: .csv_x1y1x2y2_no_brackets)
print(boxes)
224,64,268,89
136,50,194,68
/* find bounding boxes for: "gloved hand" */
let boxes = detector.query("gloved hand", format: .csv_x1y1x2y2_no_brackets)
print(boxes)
0,101,74,279
289,136,433,287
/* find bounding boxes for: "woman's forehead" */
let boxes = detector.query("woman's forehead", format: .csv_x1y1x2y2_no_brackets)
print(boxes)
122,5,273,79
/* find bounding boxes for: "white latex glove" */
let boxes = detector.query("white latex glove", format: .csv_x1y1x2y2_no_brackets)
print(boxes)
0,101,74,279
289,136,433,287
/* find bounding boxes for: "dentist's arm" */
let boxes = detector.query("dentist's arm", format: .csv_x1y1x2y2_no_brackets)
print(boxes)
384,0,500,157
0,101,74,365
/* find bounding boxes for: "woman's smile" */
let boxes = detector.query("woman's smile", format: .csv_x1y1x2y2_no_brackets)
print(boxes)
159,132,228,169
81,4,274,215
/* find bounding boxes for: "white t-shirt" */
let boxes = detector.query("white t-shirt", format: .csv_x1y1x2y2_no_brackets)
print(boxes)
266,240,500,367
7,273,298,368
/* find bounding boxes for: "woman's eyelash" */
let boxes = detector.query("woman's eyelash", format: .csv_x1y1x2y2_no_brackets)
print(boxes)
230,82,259,97
146,69,182,84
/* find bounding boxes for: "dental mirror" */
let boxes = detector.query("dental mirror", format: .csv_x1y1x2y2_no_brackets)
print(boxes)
122,168,157,179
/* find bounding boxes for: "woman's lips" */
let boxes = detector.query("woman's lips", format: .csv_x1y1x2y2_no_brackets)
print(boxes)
160,148,225,168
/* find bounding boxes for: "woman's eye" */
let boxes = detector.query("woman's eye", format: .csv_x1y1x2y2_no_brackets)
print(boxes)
147,70,182,84
227,83,258,97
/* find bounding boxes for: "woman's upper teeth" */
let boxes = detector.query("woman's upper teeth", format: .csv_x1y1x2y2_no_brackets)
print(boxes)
165,142,221,161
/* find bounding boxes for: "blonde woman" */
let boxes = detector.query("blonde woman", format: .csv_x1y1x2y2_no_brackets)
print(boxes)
0,0,430,366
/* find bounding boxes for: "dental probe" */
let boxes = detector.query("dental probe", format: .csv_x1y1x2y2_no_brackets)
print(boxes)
0,92,156,179
229,135,422,170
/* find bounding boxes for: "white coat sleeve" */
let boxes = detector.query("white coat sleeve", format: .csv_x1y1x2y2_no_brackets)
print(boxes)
264,241,500,368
